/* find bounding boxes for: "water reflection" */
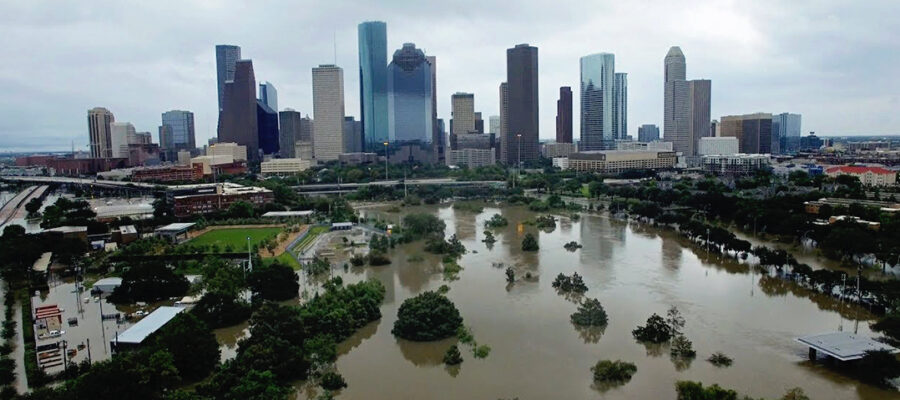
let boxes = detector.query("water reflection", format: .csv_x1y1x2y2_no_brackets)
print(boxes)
396,337,455,367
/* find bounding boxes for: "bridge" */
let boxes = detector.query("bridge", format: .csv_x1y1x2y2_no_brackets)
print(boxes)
1,176,161,193
293,178,505,194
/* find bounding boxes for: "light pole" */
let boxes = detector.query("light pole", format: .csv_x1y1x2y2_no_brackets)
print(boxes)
247,236,252,272
383,141,389,181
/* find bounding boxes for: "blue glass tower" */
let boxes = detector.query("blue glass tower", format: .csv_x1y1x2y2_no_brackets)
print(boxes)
256,100,279,155
387,43,433,143
358,21,389,151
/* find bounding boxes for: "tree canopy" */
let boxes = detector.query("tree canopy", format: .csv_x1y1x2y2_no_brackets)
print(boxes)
392,291,463,341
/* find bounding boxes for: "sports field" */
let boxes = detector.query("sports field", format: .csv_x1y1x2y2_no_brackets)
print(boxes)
187,227,283,250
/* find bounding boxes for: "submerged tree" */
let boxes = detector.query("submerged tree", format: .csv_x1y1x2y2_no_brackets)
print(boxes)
670,335,696,359
632,314,672,343
570,298,608,327
521,233,539,251
392,291,464,341
591,360,637,383
505,267,515,283
443,344,464,366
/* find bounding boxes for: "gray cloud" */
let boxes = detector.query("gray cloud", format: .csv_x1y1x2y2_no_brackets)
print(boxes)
0,0,897,152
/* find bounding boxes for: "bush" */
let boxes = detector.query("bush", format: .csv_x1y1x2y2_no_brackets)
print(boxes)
670,335,696,358
564,241,582,251
248,262,300,301
443,344,463,365
367,252,391,266
591,360,636,383
632,314,672,343
552,272,588,293
675,381,738,400
472,345,491,359
485,214,508,228
319,371,347,391
403,213,446,237
570,298,607,327
350,254,366,266
392,291,463,341
707,352,733,367
521,233,539,251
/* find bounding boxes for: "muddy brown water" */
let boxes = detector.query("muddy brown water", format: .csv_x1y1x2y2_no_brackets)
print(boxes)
219,203,897,400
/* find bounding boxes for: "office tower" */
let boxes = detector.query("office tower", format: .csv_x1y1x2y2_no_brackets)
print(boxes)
663,46,711,156
504,44,539,164
580,53,615,150
489,115,500,135
614,73,627,140
638,124,660,142
215,45,241,111
451,93,475,134
772,113,802,154
499,82,509,161
474,112,484,134
387,43,433,143
720,113,774,154
110,122,135,159
312,64,345,161
358,21,389,151
278,109,302,158
218,60,259,159
88,107,115,159
259,81,278,112
160,110,195,160
343,116,363,153
257,100,279,155
556,87,572,143
427,55,442,164
710,119,719,138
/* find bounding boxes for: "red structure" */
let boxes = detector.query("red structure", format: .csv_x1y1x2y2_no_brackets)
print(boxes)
132,163,203,182
171,184,273,217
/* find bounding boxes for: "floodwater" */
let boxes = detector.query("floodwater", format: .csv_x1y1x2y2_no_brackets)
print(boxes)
285,203,897,400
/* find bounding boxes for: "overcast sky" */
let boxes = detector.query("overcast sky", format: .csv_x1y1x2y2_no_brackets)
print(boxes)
1,0,898,152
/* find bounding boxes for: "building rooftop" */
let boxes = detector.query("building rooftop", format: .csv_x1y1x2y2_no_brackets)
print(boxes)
262,210,314,218
93,277,123,287
796,332,897,361
155,223,195,233
119,225,137,235
44,226,88,234
826,166,894,175
115,306,184,345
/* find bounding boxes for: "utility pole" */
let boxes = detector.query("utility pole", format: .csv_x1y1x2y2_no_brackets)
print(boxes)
247,236,253,271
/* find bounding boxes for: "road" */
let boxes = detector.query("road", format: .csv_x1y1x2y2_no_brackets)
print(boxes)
293,178,505,192
0,185,48,227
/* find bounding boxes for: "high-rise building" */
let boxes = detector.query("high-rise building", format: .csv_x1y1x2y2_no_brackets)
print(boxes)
451,93,475,135
387,43,433,143
343,116,363,153
614,73,628,140
427,55,443,164
278,109,308,158
638,124,660,142
720,113,774,154
88,107,115,159
663,46,711,156
160,110,195,160
256,100,279,155
772,113,802,154
556,87,573,143
215,45,241,112
358,21,389,151
259,81,278,112
312,64,345,161
580,53,615,150
504,44,539,164
474,112,484,134
218,60,259,160
489,115,500,135
110,122,135,159
499,82,509,161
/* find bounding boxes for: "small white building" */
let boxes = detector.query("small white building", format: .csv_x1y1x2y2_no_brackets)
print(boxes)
698,137,739,156
260,158,312,176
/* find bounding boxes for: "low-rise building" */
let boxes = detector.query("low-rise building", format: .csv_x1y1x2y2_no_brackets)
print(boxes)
698,137,739,156
294,141,314,161
207,142,248,161
168,183,273,217
447,148,496,167
615,141,674,152
565,150,676,173
339,153,379,166
542,142,577,158
824,166,896,186
701,154,771,175
260,158,313,176
131,163,204,182
552,157,569,169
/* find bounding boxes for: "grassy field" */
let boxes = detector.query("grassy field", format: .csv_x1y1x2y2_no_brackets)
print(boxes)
266,251,301,270
291,225,329,253
187,227,283,250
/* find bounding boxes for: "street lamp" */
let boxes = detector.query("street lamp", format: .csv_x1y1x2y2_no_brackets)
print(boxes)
247,236,252,272
383,141,389,181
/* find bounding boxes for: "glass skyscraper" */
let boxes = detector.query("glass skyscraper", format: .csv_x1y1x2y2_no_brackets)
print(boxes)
160,110,195,159
580,53,615,150
358,21,388,150
215,45,241,112
772,112,801,154
387,43,433,143
259,81,278,112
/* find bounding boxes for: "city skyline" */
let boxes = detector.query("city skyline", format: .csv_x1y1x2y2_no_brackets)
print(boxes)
1,1,898,151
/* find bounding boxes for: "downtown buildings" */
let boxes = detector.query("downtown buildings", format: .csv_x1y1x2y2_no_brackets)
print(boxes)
579,53,627,151
217,59,259,160
312,65,345,161
358,21,389,152
772,112,802,154
556,87,573,143
502,44,539,165
387,43,433,144
159,110,195,161
720,113,774,154
215,45,241,112
663,46,711,156
88,107,115,159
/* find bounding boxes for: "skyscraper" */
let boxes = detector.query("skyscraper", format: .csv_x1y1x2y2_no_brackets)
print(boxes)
663,46,711,156
772,113,802,154
160,110,195,160
110,122,135,159
720,113,773,154
387,43,433,143
257,100,279,155
88,107,115,159
427,55,443,164
358,21,389,151
279,109,303,158
614,73,628,140
218,60,259,159
312,64,345,161
556,87,572,143
499,82,509,161
343,116,363,153
451,93,475,135
638,124,660,142
215,45,241,112
489,115,500,135
504,44,539,164
580,53,615,150
259,81,278,112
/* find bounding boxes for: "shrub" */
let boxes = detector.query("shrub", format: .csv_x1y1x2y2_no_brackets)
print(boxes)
443,344,463,365
319,371,347,391
632,314,672,343
552,272,588,293
367,252,391,266
591,360,636,383
670,335,696,358
570,298,608,327
521,233,539,251
392,291,463,341
707,352,733,367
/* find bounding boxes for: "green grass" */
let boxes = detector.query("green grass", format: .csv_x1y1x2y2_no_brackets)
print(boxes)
187,227,283,250
267,251,302,270
291,225,329,253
